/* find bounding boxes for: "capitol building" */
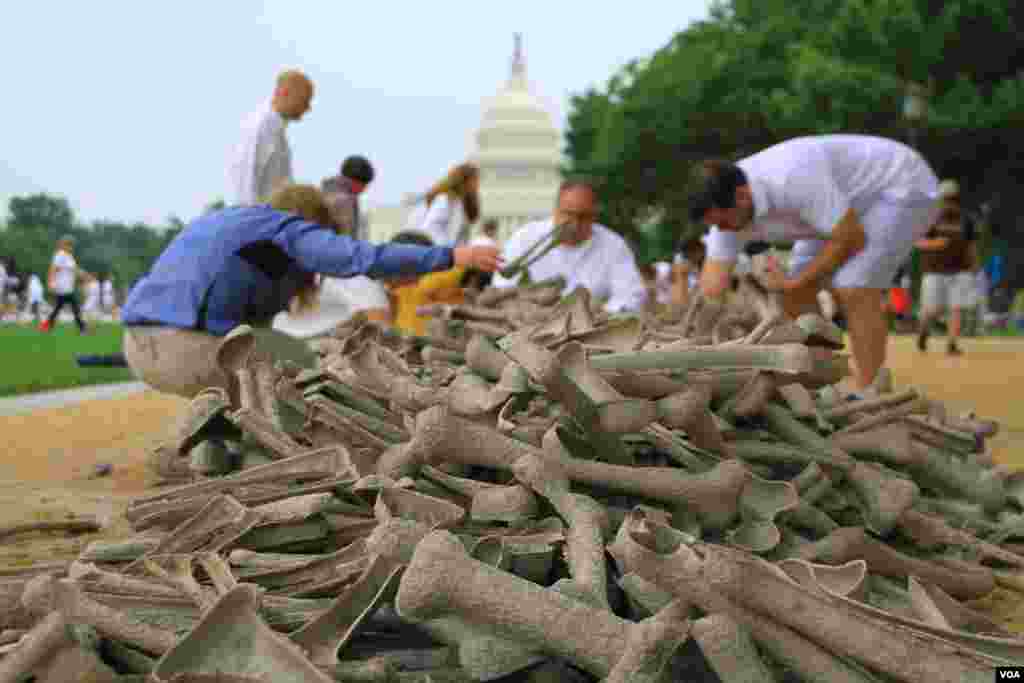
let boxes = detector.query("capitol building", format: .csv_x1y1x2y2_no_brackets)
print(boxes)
366,35,562,243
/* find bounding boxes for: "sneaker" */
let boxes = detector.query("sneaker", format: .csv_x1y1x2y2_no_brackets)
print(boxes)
38,320,51,332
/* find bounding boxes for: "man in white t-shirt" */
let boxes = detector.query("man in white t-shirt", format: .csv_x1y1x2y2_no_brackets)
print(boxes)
689,135,940,395
492,180,647,313
227,70,314,206
41,235,92,333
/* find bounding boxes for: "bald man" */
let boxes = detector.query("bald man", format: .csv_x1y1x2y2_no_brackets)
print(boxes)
228,70,314,206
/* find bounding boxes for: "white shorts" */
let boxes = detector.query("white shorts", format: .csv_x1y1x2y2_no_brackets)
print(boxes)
789,195,941,289
921,272,977,312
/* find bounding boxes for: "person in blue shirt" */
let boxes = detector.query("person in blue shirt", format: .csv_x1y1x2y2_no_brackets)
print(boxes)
121,184,502,399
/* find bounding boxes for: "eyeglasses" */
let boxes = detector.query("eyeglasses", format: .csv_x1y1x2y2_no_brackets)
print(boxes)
558,208,597,222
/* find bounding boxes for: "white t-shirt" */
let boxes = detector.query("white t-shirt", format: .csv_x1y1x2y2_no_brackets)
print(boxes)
492,219,647,313
27,275,44,303
83,280,101,311
653,261,673,304
705,135,939,263
406,194,465,247
51,251,77,295
102,279,115,307
227,104,293,206
272,275,390,339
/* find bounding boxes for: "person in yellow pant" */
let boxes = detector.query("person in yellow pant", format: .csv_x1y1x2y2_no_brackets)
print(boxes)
385,231,468,336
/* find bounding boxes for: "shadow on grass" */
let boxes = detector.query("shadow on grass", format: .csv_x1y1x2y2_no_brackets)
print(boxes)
0,322,132,396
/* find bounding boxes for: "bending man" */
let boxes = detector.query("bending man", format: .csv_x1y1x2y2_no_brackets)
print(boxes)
689,135,940,395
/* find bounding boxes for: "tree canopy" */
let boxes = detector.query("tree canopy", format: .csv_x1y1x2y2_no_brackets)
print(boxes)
1,193,183,293
564,0,1024,261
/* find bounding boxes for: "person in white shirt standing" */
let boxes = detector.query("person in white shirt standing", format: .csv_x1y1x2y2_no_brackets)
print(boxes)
492,179,647,313
101,274,116,315
405,163,481,247
26,274,45,322
689,135,941,397
82,275,102,319
227,70,314,206
40,235,92,333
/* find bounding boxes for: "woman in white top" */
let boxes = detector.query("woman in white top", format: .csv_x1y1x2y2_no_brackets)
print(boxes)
406,163,481,247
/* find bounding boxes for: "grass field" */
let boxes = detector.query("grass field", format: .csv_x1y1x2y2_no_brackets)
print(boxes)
0,322,132,396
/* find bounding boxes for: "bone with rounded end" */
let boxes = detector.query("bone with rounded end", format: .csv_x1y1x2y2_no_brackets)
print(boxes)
470,485,540,524
379,405,539,479
541,431,786,531
654,385,725,453
0,611,70,683
513,453,610,610
396,530,632,678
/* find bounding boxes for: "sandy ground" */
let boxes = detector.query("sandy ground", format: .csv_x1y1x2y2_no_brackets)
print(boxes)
0,334,1023,628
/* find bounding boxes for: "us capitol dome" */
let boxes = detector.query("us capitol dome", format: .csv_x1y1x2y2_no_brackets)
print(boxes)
367,34,562,242
472,33,562,239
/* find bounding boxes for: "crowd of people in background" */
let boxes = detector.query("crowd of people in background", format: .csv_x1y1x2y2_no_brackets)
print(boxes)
0,238,120,329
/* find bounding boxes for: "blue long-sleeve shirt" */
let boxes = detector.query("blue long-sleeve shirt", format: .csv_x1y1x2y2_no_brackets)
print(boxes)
122,205,453,335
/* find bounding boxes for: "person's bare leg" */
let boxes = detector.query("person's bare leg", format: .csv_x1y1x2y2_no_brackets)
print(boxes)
917,309,938,352
833,288,888,392
948,306,963,355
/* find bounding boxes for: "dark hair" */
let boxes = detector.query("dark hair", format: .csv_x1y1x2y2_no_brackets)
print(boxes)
390,231,434,248
482,219,499,235
341,155,375,184
687,160,748,222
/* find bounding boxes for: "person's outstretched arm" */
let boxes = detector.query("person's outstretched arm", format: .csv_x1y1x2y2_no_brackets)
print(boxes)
273,218,501,278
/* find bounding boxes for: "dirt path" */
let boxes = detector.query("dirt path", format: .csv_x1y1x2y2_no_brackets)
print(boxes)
0,335,1022,627
0,390,185,567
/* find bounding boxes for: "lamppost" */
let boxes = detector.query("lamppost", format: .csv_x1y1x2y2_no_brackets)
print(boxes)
902,82,928,149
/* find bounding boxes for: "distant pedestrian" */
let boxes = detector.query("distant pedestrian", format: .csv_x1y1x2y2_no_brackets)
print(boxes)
227,70,314,205
25,274,44,322
101,274,116,314
82,275,102,319
915,180,977,355
40,235,91,333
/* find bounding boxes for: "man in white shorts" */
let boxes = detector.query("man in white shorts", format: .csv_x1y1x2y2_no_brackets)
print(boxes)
915,180,977,355
689,135,940,396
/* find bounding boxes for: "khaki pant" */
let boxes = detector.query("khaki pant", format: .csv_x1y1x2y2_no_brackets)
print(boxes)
123,325,316,399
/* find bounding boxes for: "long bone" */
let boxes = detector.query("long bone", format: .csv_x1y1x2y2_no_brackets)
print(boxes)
761,403,918,534
796,526,995,600
609,512,998,683
541,428,797,532
513,453,611,609
22,574,177,656
395,530,686,680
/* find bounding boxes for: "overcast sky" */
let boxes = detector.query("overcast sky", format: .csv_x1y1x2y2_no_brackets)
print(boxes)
1,1,712,227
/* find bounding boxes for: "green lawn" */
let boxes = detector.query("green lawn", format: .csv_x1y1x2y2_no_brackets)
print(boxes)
0,322,133,396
